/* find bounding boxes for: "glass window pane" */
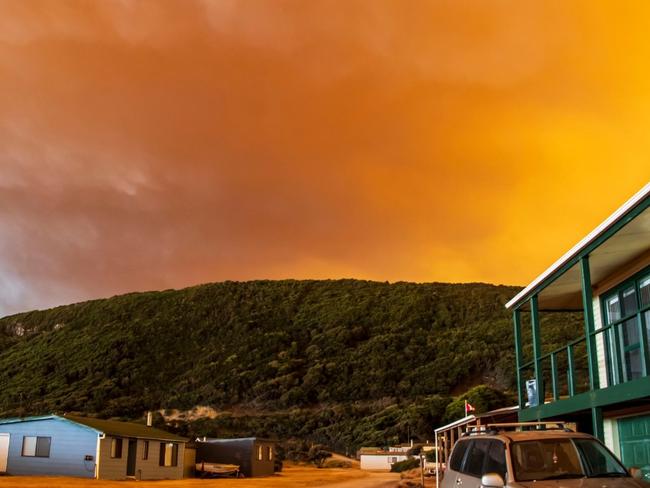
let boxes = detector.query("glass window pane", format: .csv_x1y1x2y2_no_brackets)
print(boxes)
606,295,621,323
450,441,469,472
573,439,627,477
483,441,507,480
625,348,643,380
165,443,173,466
36,437,51,457
511,439,582,481
172,444,178,466
622,287,638,316
111,438,122,458
622,318,640,346
464,440,490,478
640,276,650,308
22,436,36,456
159,442,165,466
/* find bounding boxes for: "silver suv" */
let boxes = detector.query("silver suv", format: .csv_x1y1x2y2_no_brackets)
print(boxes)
441,428,646,488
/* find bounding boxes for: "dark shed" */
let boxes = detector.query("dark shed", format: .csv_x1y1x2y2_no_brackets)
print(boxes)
196,437,275,477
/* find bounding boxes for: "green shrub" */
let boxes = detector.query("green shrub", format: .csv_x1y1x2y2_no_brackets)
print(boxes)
391,457,420,472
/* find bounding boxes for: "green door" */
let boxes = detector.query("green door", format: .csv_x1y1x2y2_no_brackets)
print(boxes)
618,414,650,481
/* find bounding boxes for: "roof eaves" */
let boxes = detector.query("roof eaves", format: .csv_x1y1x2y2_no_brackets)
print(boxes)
64,415,187,442
0,415,58,425
435,415,476,433
505,182,650,310
0,415,103,435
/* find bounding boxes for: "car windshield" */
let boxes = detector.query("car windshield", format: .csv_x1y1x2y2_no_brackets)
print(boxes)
511,438,628,482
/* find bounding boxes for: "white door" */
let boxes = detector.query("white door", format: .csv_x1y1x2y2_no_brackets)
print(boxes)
0,433,9,473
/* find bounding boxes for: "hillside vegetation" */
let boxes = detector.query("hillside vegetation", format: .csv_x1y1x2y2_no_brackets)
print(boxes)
0,279,583,450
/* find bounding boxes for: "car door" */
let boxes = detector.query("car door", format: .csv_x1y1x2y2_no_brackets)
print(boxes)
483,440,508,485
461,439,490,488
443,439,472,488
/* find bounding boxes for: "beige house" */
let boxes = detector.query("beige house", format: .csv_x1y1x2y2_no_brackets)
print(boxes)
65,415,188,480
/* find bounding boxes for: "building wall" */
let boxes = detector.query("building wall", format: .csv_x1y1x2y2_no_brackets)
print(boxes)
0,417,98,478
97,436,127,479
603,418,620,457
196,439,274,477
183,446,196,478
97,436,184,480
360,454,407,470
135,439,185,480
592,295,609,388
250,440,275,477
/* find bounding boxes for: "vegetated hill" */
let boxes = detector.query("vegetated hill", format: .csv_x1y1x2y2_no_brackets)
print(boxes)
0,279,583,450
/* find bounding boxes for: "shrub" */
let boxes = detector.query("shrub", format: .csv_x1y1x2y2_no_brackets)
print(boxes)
391,457,420,472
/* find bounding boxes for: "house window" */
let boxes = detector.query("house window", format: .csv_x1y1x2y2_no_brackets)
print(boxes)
142,440,149,460
602,268,650,384
268,446,273,461
111,438,123,458
159,442,178,467
22,436,51,457
258,446,263,461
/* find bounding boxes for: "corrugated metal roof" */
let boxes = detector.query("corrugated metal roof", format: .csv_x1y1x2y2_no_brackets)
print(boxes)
64,415,187,442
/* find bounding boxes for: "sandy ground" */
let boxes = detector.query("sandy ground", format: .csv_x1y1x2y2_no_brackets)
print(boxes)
0,464,401,488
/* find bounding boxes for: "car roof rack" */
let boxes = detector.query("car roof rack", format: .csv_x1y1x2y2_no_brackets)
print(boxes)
461,422,573,437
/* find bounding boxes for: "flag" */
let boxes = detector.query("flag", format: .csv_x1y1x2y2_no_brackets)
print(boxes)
465,400,476,414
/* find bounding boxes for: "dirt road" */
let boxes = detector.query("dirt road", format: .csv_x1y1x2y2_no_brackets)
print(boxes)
318,471,400,487
0,465,401,488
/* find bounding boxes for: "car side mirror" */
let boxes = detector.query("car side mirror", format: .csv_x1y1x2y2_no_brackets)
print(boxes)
481,473,505,488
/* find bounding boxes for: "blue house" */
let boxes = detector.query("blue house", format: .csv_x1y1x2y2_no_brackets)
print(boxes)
0,414,187,480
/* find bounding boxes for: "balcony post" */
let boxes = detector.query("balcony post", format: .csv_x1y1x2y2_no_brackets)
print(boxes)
592,406,604,441
567,344,576,396
639,309,650,377
550,352,559,401
530,295,544,404
580,255,599,390
513,309,524,408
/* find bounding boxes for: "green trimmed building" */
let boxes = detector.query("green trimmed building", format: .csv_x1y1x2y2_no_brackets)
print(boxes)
506,182,650,476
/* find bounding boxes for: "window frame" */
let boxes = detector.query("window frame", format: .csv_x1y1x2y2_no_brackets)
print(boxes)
159,442,178,467
463,439,491,478
110,437,123,459
21,436,51,458
449,439,471,473
600,266,650,385
449,439,507,480
483,439,507,481
142,440,149,460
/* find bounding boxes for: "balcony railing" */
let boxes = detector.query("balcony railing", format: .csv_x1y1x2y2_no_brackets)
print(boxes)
518,318,648,408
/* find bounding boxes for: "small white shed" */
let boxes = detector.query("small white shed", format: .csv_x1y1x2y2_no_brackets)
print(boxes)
359,451,408,471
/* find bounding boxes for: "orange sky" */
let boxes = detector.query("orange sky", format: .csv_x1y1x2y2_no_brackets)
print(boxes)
1,1,649,315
